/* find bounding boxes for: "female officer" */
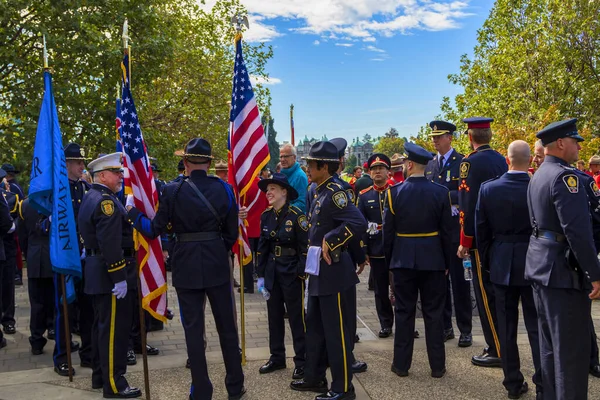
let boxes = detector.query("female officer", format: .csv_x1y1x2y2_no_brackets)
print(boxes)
256,173,308,381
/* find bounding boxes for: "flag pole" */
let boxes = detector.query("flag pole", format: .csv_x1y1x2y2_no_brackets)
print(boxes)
123,19,151,400
231,14,249,366
44,35,74,382
290,104,295,146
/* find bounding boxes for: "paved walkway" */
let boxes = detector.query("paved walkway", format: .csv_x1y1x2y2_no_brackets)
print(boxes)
1,266,600,399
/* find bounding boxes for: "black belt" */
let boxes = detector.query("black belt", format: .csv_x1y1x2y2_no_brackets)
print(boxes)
176,232,221,242
534,229,566,243
86,248,135,257
271,245,297,257
494,234,531,243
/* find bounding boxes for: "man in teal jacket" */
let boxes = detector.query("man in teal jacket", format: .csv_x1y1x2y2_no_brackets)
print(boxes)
279,144,308,213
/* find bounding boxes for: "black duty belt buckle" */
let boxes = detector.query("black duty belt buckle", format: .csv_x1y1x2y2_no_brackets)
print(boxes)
274,246,281,257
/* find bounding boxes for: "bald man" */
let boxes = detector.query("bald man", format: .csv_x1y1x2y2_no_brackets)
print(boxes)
476,141,541,399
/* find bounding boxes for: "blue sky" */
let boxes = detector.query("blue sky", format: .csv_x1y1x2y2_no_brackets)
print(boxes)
214,0,497,143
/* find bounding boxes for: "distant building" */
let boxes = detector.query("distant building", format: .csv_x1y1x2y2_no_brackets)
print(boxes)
295,135,329,165
288,135,376,166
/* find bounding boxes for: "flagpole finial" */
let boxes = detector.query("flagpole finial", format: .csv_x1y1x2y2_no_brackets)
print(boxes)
42,35,48,69
122,19,129,49
231,14,249,36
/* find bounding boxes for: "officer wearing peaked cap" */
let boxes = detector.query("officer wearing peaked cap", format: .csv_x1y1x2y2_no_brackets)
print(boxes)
526,118,600,400
77,152,142,398
291,141,367,400
383,142,453,378
125,138,245,400
457,117,507,368
357,154,394,338
424,121,472,348
0,168,14,350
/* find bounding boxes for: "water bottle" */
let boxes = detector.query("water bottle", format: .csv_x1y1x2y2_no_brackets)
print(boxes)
259,287,270,301
463,255,473,281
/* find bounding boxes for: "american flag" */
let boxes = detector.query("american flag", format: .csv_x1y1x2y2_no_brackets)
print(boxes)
120,54,167,322
229,35,270,265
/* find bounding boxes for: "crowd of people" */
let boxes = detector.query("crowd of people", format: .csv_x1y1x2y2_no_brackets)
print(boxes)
0,116,599,400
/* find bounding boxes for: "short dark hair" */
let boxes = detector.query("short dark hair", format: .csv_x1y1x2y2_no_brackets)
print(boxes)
468,128,492,145
185,156,210,165
353,166,362,173
315,161,340,176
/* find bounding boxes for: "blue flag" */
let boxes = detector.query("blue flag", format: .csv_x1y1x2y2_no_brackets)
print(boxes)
29,71,82,282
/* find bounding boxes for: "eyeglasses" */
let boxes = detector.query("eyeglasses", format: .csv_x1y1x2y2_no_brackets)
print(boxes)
279,154,294,159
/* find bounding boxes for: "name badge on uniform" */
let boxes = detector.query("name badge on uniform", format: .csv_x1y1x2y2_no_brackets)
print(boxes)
285,219,293,232
446,170,451,182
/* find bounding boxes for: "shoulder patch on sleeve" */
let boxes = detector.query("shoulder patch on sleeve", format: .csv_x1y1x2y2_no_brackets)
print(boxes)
298,214,309,231
359,186,373,195
459,161,470,179
326,182,343,192
562,174,579,193
332,191,349,209
289,205,300,215
100,199,115,216
591,181,600,197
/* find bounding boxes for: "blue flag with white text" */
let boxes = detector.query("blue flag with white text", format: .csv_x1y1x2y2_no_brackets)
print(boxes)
29,71,82,282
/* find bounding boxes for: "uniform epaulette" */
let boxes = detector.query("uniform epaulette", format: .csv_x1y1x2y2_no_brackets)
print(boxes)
359,186,373,195
326,182,343,192
464,151,476,159
289,205,302,215
559,164,575,171
261,206,273,215
102,193,112,197
391,182,403,189
430,181,449,190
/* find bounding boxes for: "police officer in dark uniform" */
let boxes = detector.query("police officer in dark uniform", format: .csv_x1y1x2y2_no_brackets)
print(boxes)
2,164,24,287
0,172,14,349
290,141,367,400
526,119,600,400
126,138,245,400
64,143,94,367
0,177,19,336
357,153,394,338
457,117,507,367
255,173,307,379
150,162,166,195
383,142,453,378
78,152,141,398
476,140,541,399
424,121,472,347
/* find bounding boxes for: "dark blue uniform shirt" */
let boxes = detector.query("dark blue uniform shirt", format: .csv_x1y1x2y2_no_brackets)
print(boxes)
357,184,388,258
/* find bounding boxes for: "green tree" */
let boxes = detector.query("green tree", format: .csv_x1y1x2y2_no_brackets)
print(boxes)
344,154,358,174
262,114,279,170
0,0,273,183
362,133,372,143
374,136,405,157
384,127,399,138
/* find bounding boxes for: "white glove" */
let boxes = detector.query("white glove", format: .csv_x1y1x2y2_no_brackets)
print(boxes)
7,222,15,234
257,277,265,291
112,280,128,299
367,222,379,235
126,194,135,208
451,205,459,217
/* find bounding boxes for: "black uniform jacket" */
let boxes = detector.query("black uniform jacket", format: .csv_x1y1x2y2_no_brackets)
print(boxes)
525,155,600,289
128,170,238,290
256,203,308,291
18,199,52,278
357,184,387,258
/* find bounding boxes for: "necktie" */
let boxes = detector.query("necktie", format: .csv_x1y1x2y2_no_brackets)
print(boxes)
439,155,444,171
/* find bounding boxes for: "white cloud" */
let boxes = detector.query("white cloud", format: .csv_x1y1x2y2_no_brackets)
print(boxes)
371,58,386,61
335,43,354,47
250,75,282,85
313,39,321,45
364,45,386,53
197,0,473,42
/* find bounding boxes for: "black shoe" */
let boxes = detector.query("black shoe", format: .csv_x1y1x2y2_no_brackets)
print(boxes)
315,387,356,400
31,348,44,355
431,368,446,378
70,341,80,353
283,311,289,319
126,350,137,366
103,386,142,398
3,324,16,335
414,330,420,338
471,350,502,368
233,279,241,288
228,387,246,400
379,327,392,338
166,309,174,320
47,329,55,341
590,364,600,378
354,334,360,343
290,378,328,393
14,277,22,286
186,358,190,368
443,329,455,342
54,363,75,377
80,360,93,368
458,333,473,348
292,367,304,379
259,360,286,374
72,325,80,336
134,344,159,356
352,360,367,373
368,286,374,291
92,381,103,390
0,337,6,349
391,365,408,377
508,382,529,399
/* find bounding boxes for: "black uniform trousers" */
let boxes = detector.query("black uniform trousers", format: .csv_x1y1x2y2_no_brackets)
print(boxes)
494,284,541,394
392,269,446,372
1,256,16,327
128,287,152,352
443,250,472,334
266,274,306,367
76,281,94,365
52,274,74,367
177,282,244,400
243,238,259,293
590,317,599,368
533,284,591,400
304,290,354,393
471,249,501,357
91,293,132,395
28,277,55,351
370,257,393,329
